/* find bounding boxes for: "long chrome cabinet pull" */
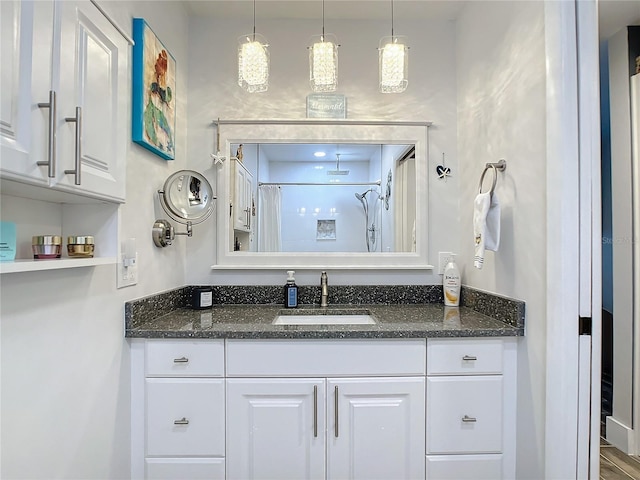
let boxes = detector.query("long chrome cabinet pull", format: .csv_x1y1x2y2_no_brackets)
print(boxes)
173,357,189,363
334,385,339,437
462,355,477,361
173,417,189,425
37,90,57,178
313,385,318,438
64,106,82,185
462,415,477,423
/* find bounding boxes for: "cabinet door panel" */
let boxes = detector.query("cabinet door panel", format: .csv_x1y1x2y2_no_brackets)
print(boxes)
226,378,325,480
427,376,502,454
146,378,225,457
0,0,52,185
328,377,425,480
145,458,225,480
426,454,503,480
57,0,127,201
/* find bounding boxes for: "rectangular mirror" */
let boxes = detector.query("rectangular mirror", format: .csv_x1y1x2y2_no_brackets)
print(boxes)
214,122,431,270
230,142,414,254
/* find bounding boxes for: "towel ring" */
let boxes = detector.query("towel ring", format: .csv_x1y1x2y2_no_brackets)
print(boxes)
478,159,506,194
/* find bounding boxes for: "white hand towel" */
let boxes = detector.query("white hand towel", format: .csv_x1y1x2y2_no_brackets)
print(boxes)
474,192,500,269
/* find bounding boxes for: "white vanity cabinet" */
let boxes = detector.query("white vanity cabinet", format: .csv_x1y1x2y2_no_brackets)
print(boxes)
225,339,426,480
131,339,226,480
131,336,517,480
425,338,517,479
231,159,254,234
1,0,128,203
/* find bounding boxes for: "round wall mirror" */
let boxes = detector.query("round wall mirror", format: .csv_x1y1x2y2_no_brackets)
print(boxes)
153,170,215,247
159,170,215,224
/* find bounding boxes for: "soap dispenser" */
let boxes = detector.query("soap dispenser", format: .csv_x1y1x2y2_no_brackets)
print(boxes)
443,254,461,307
284,270,298,308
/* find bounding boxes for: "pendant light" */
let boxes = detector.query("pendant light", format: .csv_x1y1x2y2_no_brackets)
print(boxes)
238,0,269,93
309,0,339,92
379,0,408,93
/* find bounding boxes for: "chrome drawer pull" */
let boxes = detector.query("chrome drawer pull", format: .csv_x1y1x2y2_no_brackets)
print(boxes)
174,417,189,425
173,357,189,363
37,90,57,178
462,415,477,423
462,355,477,361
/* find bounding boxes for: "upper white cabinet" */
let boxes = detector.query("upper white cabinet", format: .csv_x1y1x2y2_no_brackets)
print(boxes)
1,0,128,203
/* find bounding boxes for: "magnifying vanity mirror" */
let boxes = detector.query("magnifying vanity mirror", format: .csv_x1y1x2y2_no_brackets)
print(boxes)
214,122,431,269
153,170,215,247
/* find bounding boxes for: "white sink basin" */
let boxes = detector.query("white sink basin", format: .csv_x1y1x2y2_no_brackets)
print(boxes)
273,313,376,325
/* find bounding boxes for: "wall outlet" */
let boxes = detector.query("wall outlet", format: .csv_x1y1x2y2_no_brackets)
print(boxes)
117,252,138,288
117,238,138,288
438,251,454,274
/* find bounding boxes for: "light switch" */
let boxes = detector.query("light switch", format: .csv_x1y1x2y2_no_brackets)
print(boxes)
117,237,138,288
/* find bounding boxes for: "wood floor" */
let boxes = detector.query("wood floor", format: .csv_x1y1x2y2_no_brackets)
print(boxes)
601,438,640,480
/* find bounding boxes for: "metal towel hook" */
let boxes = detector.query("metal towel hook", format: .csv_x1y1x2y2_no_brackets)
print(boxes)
478,159,507,195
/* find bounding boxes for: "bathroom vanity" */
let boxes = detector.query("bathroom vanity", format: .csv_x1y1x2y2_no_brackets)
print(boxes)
126,286,524,480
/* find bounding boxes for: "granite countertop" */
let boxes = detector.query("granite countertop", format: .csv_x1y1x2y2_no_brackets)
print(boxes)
125,285,525,339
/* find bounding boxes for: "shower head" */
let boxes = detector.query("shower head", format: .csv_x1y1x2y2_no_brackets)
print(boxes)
355,192,365,201
327,154,349,176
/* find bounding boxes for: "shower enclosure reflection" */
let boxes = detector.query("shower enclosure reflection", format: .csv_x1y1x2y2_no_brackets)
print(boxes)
230,143,415,253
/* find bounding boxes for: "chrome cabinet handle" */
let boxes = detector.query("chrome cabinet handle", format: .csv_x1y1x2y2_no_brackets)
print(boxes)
462,355,477,361
334,385,339,437
173,357,189,363
173,417,189,425
37,90,57,178
462,415,477,423
64,106,82,185
313,385,318,438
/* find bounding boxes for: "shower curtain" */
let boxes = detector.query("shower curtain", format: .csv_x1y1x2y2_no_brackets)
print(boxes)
258,185,282,252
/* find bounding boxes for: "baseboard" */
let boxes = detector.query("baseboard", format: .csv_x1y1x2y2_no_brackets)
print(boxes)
605,416,637,454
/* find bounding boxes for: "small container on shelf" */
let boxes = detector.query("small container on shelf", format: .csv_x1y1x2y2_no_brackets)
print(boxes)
32,235,62,259
67,236,95,258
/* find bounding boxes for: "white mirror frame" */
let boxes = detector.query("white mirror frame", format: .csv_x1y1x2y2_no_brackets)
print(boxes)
213,121,432,270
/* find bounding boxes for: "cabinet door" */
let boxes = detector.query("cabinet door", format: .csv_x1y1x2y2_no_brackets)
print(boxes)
0,0,53,185
226,378,325,480
328,377,425,480
146,378,225,457
56,0,127,202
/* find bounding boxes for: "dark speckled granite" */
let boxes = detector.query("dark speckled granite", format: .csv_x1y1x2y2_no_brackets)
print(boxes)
125,284,524,339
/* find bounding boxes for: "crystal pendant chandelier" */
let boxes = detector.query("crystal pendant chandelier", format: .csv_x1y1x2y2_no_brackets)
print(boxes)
309,0,338,92
379,0,408,93
238,0,269,93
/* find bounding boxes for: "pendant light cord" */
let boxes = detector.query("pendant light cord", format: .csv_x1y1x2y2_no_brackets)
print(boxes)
322,0,325,38
253,0,256,40
391,0,395,38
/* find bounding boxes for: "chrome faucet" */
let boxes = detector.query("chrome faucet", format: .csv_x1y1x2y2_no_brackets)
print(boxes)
320,271,329,307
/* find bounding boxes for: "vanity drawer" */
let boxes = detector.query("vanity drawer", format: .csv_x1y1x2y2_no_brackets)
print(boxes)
426,376,503,454
146,339,224,377
426,454,503,479
226,339,426,376
427,338,504,375
146,378,225,456
145,458,225,480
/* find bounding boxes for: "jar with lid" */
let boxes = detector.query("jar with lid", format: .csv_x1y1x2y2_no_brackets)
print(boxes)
32,235,62,259
67,236,95,258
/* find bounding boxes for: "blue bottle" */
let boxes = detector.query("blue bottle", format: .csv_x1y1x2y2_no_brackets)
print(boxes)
284,270,298,308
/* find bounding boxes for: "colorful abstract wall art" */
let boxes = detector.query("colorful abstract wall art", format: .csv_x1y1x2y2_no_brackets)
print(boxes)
132,18,176,160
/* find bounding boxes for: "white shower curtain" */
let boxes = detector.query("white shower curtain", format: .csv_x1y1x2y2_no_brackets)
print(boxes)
258,185,282,252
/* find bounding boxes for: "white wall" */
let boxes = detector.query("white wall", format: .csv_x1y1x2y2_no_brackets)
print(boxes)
186,14,458,285
0,1,190,478
455,2,547,478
